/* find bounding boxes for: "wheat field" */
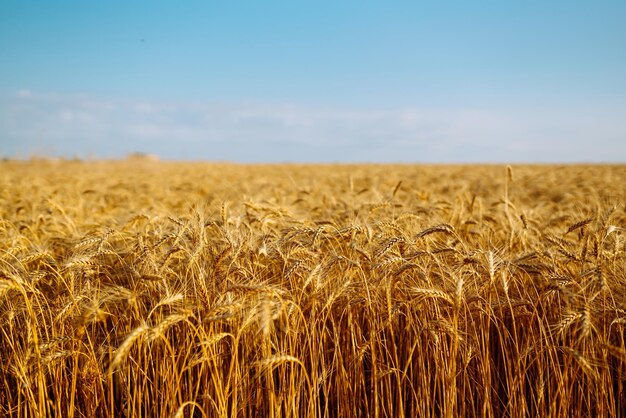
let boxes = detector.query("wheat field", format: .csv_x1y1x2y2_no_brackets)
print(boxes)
0,160,625,417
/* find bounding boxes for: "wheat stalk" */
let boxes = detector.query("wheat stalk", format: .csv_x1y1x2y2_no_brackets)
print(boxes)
108,324,149,372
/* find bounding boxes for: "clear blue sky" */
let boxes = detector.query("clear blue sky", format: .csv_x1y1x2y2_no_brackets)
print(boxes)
1,1,625,162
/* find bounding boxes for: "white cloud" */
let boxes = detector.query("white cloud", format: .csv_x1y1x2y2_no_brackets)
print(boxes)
0,91,624,162
133,103,156,113
58,109,95,123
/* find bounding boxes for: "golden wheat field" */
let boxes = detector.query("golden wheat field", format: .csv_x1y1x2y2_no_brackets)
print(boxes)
0,160,625,417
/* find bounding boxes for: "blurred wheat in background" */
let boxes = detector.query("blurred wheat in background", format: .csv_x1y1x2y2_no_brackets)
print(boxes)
0,160,625,417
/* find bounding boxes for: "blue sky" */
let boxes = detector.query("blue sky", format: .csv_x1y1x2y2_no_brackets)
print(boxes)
1,1,625,162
